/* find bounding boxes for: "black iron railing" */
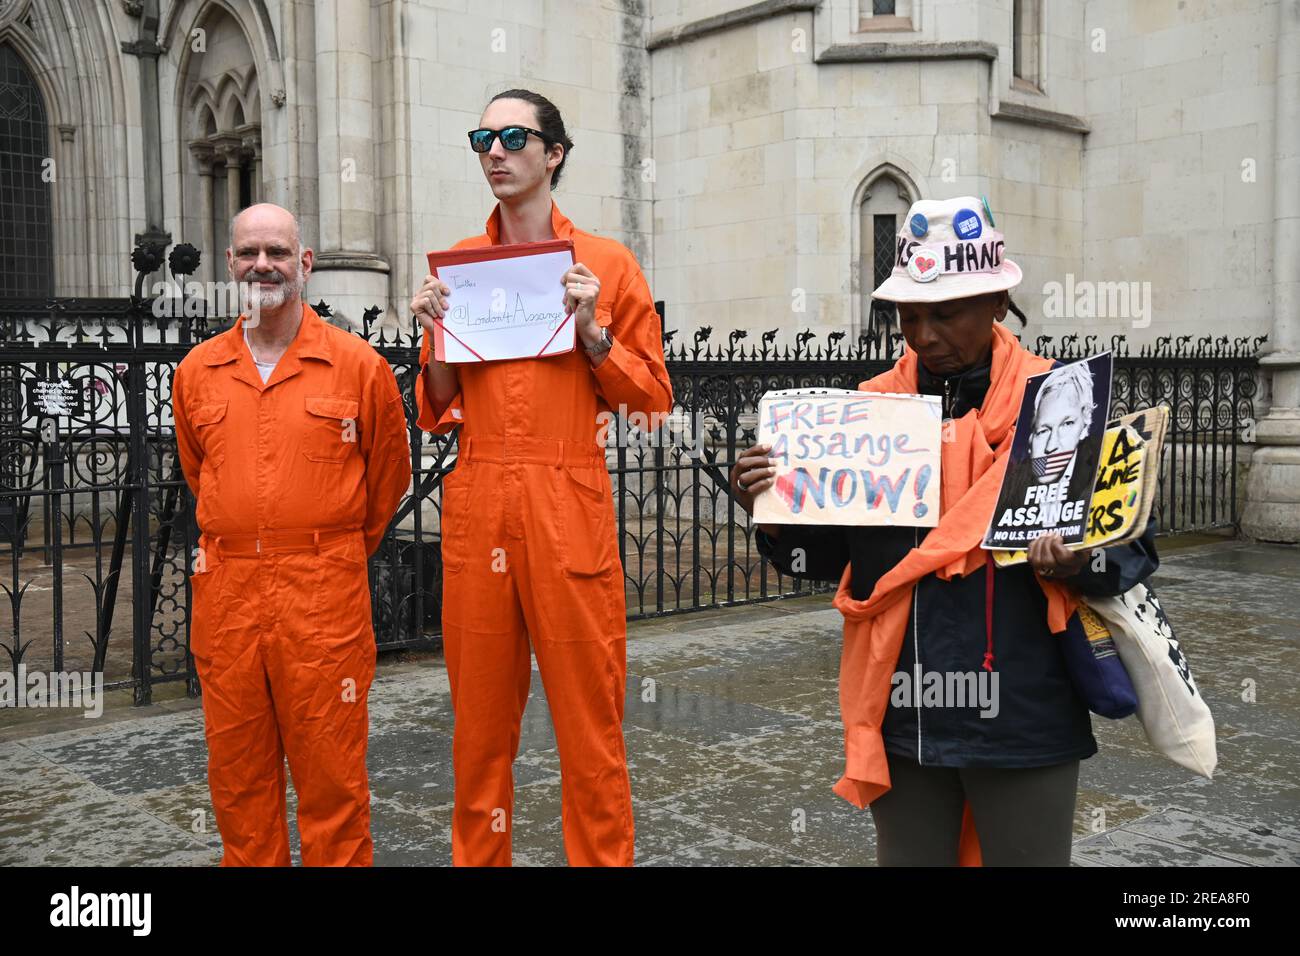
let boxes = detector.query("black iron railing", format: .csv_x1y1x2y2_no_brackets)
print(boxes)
0,244,1264,703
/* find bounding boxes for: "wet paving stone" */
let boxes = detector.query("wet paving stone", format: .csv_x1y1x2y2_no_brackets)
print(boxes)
621,676,808,746
622,727,771,804
1120,808,1300,866
651,771,879,866
18,712,210,798
641,832,815,866
1071,828,1249,867
371,797,452,867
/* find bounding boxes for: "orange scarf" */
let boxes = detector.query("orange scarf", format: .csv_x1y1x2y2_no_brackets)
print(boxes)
831,322,1078,864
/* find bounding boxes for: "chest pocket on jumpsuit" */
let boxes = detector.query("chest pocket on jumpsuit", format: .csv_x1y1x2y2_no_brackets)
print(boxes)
303,396,360,462
191,400,229,496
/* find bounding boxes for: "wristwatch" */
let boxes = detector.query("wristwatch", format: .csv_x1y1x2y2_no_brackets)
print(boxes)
585,327,613,356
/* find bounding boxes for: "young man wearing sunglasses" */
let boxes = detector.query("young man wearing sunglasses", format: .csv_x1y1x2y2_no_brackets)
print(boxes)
409,89,672,866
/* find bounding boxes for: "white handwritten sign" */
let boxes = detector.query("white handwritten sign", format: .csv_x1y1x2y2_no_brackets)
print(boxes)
428,239,576,363
752,389,942,527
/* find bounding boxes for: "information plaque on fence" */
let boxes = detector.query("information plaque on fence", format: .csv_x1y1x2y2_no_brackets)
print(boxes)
752,388,942,527
25,378,84,418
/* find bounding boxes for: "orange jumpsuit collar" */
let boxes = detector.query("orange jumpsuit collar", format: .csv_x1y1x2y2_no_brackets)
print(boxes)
202,302,332,366
201,301,334,391
483,200,576,245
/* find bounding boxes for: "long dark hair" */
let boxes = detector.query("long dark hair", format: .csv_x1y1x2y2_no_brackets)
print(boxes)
489,88,575,190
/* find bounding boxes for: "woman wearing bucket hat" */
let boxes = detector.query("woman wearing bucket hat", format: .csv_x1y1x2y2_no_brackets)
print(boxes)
730,196,1159,866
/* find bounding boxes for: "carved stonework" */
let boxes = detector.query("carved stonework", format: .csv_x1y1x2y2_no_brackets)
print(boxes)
0,0,29,29
236,122,261,156
120,0,144,17
211,133,244,167
270,89,286,108
188,140,216,175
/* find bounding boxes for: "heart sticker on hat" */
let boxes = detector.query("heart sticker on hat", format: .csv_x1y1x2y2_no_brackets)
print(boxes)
907,247,942,283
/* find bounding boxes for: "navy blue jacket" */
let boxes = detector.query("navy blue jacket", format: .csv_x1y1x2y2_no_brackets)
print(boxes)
756,357,1160,769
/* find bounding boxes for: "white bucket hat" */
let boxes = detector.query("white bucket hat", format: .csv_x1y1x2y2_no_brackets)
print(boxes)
871,195,1022,304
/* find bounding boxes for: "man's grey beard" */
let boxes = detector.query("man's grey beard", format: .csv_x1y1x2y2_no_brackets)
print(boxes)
241,264,305,317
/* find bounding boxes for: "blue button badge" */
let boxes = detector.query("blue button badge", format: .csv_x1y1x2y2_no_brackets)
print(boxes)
953,207,982,240
909,213,928,238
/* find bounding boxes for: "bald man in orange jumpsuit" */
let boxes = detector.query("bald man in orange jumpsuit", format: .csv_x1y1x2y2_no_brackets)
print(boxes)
412,90,672,866
174,203,411,866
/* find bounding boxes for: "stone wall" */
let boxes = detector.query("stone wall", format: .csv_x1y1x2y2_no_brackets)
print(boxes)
1079,0,1277,345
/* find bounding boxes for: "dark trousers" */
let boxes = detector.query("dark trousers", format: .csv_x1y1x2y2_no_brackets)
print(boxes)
869,751,1080,866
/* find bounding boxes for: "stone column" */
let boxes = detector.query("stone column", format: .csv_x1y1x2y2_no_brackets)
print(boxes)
1243,0,1300,542
215,137,243,226
120,0,170,252
310,0,390,326
56,124,79,295
237,124,263,204
250,135,263,204
188,142,216,284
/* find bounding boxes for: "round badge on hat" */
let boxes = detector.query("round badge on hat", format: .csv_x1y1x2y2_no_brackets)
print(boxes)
907,247,942,283
953,207,982,240
909,213,928,238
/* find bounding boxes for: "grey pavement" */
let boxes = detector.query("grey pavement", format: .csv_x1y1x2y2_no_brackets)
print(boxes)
2,536,1297,866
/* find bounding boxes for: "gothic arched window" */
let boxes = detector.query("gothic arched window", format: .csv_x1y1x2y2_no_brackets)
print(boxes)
858,167,915,343
0,42,53,298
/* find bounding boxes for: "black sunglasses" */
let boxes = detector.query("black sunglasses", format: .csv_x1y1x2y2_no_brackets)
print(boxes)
467,127,549,153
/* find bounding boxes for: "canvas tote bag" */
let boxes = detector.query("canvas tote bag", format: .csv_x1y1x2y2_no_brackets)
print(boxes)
1083,582,1217,778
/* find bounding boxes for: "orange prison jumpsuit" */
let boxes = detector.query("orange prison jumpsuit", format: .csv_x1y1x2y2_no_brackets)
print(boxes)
415,202,672,866
173,302,411,866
